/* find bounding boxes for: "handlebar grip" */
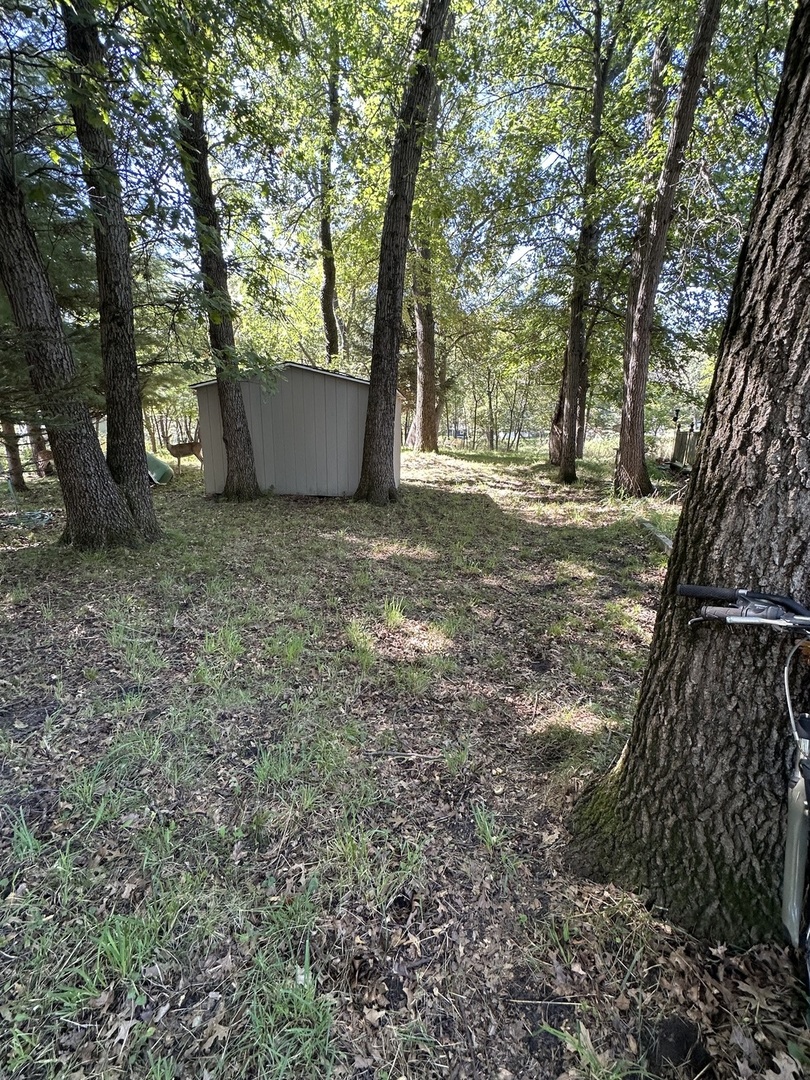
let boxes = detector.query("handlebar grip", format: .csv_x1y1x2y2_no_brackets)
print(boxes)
678,584,739,601
700,605,741,621
700,601,787,621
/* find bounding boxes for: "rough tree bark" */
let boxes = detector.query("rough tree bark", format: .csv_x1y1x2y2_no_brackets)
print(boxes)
2,419,27,491
408,77,442,454
61,0,160,539
177,97,260,501
572,0,810,945
0,155,138,548
355,0,452,503
409,236,439,451
320,40,341,364
552,0,624,482
614,0,721,496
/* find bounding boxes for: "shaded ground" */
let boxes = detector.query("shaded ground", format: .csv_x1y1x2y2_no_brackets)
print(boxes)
0,451,807,1079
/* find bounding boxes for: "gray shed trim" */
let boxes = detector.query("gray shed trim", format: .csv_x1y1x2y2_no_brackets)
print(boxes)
194,364,402,497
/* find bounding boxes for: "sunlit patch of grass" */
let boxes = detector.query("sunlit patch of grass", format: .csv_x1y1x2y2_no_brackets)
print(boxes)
383,595,406,629
346,618,375,672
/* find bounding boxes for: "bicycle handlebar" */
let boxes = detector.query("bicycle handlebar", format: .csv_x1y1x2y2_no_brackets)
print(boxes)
677,584,739,602
699,602,790,622
700,605,744,621
678,583,810,619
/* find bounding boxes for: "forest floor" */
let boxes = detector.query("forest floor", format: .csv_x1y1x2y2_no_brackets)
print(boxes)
1,449,808,1080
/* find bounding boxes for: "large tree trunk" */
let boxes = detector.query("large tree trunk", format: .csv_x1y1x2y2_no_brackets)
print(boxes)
410,237,439,452
557,0,624,484
614,0,721,497
572,0,810,946
355,0,452,504
177,98,260,502
61,0,160,540
0,157,138,548
2,420,28,491
320,42,341,365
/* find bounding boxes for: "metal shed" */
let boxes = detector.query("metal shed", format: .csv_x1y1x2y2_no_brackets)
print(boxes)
192,363,402,497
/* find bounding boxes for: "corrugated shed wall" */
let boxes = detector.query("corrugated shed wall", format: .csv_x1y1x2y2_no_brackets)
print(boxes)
196,382,227,496
194,366,401,497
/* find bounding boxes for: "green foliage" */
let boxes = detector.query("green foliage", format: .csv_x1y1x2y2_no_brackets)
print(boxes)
0,0,793,474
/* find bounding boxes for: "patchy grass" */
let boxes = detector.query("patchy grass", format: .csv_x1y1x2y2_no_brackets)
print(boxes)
0,450,806,1079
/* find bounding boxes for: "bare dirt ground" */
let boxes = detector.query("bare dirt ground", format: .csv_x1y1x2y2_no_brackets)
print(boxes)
1,451,807,1079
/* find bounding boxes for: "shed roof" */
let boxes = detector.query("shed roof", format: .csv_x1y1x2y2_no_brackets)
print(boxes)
190,362,373,391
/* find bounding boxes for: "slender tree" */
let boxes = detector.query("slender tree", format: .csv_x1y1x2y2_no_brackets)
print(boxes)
408,234,440,451
176,95,260,501
355,0,452,504
550,0,625,483
61,0,160,538
572,0,810,945
319,35,341,365
614,0,722,496
407,76,443,454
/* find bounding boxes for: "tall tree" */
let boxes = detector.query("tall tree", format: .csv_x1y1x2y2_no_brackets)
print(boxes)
408,233,440,451
550,0,625,484
614,0,722,496
0,150,139,548
61,0,160,539
176,94,261,501
319,34,341,365
408,80,443,454
355,0,452,504
572,0,810,945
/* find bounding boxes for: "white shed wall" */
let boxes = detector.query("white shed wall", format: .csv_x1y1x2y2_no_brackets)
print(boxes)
194,365,402,497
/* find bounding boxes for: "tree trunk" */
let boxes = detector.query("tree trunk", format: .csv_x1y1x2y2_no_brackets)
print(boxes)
486,370,496,450
144,414,157,454
61,0,160,540
2,420,27,491
176,97,260,502
355,0,452,503
557,0,624,484
548,368,564,464
410,237,439,451
0,157,138,548
572,0,810,945
409,74,442,455
436,351,449,427
320,42,341,365
575,360,588,458
615,2,720,497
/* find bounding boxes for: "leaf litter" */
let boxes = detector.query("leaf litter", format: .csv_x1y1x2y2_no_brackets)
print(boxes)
0,452,808,1078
